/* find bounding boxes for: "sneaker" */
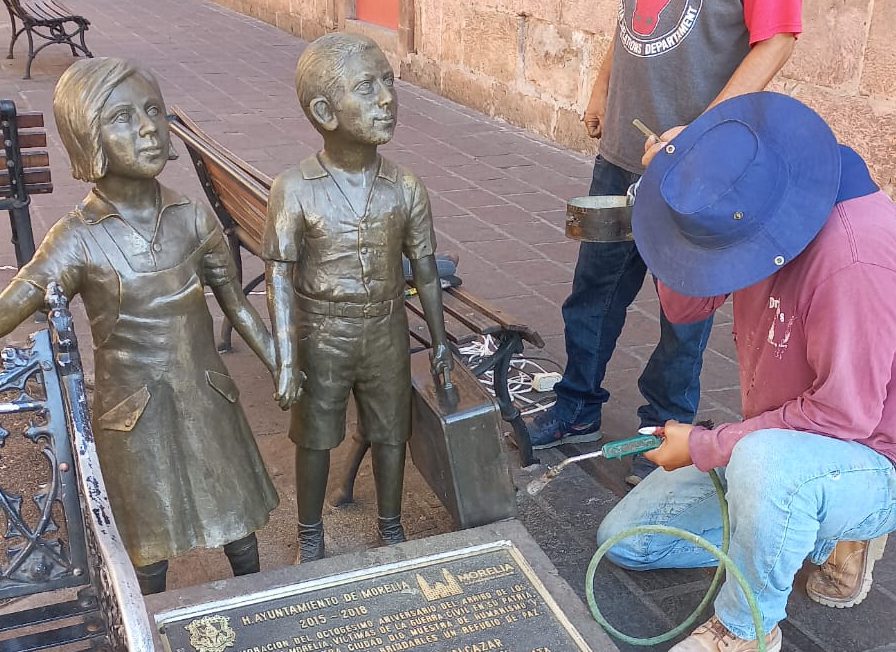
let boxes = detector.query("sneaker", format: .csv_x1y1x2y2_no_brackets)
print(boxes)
527,410,602,449
624,454,658,487
671,616,782,652
806,535,888,608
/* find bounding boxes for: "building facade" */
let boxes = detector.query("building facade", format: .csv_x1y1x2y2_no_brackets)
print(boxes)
213,0,895,192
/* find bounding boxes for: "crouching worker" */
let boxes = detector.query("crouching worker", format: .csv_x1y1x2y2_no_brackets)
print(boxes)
0,58,280,594
597,92,896,651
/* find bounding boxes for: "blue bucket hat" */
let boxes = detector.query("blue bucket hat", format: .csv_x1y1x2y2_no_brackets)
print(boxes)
632,92,841,297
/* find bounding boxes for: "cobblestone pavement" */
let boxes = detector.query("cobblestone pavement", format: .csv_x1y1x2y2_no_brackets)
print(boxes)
2,1,895,650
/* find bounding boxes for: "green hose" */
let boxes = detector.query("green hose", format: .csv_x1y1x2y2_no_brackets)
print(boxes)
585,470,767,650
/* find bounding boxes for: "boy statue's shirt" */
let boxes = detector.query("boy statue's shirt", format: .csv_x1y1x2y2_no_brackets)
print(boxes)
263,154,435,303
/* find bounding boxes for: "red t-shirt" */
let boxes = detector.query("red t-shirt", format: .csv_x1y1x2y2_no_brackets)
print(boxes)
744,0,803,44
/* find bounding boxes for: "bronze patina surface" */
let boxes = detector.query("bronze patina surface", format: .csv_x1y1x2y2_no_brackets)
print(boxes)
264,34,452,561
0,58,279,588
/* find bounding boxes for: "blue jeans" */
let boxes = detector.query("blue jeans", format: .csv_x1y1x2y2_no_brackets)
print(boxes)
553,156,713,428
596,430,896,638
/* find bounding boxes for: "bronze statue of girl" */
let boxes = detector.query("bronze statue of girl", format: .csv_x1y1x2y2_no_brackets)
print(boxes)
0,58,279,594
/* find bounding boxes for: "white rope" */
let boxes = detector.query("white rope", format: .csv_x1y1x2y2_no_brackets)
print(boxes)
458,335,559,416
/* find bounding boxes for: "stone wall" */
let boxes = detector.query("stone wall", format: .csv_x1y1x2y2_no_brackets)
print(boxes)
213,0,895,192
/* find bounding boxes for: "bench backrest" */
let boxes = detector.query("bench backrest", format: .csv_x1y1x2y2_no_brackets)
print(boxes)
0,100,53,203
169,108,270,256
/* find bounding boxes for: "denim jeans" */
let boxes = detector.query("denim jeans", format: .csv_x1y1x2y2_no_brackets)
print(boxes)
553,156,713,429
596,429,896,639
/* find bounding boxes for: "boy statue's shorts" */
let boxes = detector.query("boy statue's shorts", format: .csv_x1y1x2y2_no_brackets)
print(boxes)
288,302,411,450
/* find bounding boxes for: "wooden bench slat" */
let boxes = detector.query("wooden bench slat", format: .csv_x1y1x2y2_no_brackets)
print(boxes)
440,290,504,336
4,112,44,129
0,167,51,186
1,182,53,196
445,287,545,347
0,150,50,169
406,310,433,348
15,131,48,149
405,294,478,346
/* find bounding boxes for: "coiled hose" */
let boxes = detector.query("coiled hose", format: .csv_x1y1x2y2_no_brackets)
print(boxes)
584,470,767,650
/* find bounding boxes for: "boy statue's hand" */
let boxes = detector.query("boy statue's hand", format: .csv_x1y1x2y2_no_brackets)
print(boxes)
430,343,453,378
275,364,306,410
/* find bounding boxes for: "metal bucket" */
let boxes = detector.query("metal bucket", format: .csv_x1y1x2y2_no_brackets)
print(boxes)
565,195,633,242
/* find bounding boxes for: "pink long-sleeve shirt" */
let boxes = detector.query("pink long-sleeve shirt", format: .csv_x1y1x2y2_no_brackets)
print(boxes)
658,191,896,471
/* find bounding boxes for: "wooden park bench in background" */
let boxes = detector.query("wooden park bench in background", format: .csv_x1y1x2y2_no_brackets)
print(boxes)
4,0,93,79
1,100,52,270
168,108,545,466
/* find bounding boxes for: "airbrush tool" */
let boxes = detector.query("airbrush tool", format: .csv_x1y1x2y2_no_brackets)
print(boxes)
526,427,663,495
526,420,714,495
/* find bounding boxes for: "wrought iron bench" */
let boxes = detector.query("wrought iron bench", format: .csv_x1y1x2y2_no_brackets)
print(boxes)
0,284,152,651
168,108,545,466
4,0,93,79
1,100,52,270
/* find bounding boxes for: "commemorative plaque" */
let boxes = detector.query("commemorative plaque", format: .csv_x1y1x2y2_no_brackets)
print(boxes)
147,521,618,652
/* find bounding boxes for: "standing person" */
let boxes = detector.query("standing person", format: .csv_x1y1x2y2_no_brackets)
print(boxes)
598,92,896,651
0,58,280,595
264,34,452,563
529,0,801,487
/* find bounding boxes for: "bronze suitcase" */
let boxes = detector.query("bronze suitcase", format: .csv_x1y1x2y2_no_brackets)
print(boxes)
408,350,518,529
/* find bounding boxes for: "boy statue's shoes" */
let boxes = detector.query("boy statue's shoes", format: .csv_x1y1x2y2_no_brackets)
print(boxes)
670,616,782,652
807,535,888,608
527,409,602,450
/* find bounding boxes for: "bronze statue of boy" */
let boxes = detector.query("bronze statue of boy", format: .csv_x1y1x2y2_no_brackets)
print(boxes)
264,34,452,562
0,58,279,594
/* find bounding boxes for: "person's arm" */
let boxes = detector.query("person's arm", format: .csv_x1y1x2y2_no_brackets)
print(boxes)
198,205,275,373
656,281,729,324
583,35,615,139
706,33,796,111
0,217,85,338
688,263,896,471
0,281,45,338
404,178,452,377
410,255,452,375
642,29,799,166
262,173,305,409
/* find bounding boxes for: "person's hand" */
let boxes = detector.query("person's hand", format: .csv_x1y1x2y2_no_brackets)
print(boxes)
583,89,607,139
641,125,687,168
430,343,454,378
643,420,694,471
274,363,304,410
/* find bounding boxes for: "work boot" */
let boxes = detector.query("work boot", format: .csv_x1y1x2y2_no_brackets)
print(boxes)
625,454,658,487
527,409,602,450
224,533,260,576
378,516,406,546
296,520,325,564
671,616,782,652
806,535,888,608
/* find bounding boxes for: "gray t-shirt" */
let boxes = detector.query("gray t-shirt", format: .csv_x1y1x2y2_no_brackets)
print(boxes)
600,0,750,174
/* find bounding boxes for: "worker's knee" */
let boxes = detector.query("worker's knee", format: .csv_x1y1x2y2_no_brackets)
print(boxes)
726,429,794,492
596,509,657,570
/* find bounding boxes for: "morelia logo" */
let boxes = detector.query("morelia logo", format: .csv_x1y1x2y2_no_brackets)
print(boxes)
618,0,703,57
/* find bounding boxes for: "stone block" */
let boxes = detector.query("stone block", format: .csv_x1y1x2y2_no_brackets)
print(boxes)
553,106,598,154
558,0,616,36
781,0,872,91
463,9,520,81
518,0,561,23
441,67,495,115
492,85,555,138
441,2,465,65
524,20,583,103
415,0,442,58
860,0,896,99
400,55,442,94
789,85,896,196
